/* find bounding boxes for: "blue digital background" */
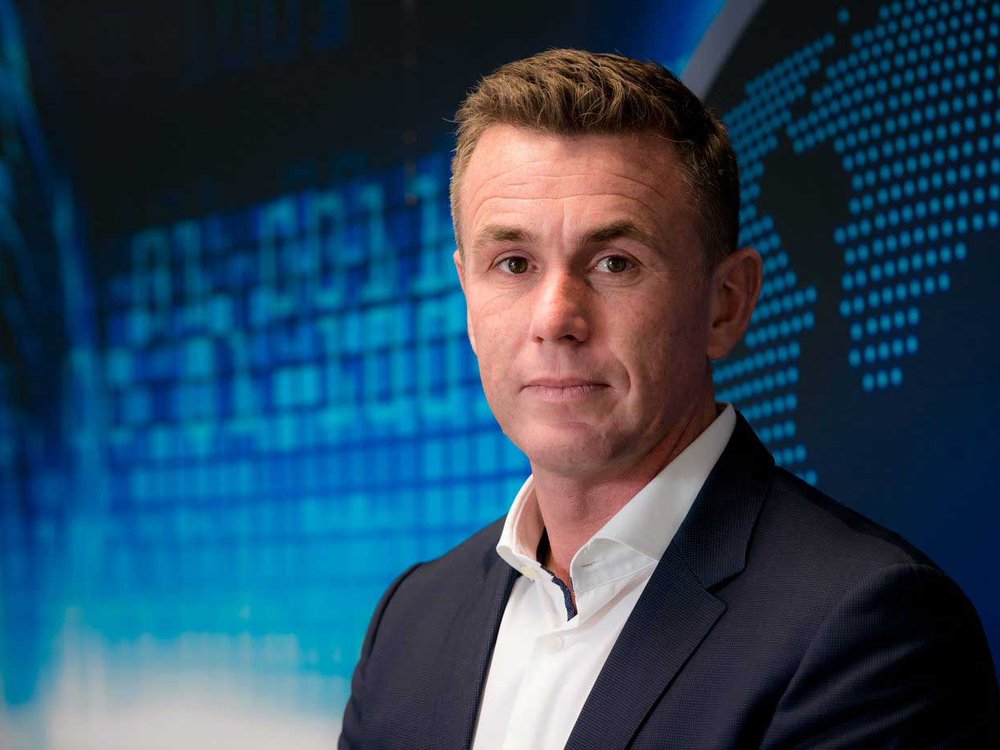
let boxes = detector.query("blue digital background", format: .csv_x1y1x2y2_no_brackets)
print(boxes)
0,1,726,746
702,0,1000,675
1,0,997,747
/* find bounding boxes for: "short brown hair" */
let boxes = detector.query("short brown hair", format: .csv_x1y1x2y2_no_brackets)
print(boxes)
450,48,740,264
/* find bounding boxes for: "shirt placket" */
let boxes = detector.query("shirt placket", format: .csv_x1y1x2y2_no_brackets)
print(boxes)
500,580,580,750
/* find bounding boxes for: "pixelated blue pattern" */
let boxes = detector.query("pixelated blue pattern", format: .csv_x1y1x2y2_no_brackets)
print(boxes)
94,153,530,708
792,0,996,393
8,0,998,735
0,0,97,716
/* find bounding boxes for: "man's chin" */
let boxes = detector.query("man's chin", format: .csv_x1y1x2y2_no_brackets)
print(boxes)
512,428,620,478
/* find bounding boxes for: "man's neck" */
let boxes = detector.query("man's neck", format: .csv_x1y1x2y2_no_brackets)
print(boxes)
531,396,719,591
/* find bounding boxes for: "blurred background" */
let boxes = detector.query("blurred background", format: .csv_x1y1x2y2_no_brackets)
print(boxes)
0,0,997,747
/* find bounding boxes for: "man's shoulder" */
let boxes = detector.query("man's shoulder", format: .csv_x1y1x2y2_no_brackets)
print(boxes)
394,515,508,591
431,515,508,566
763,467,936,569
358,516,512,664
739,465,948,616
695,412,942,596
740,468,1000,745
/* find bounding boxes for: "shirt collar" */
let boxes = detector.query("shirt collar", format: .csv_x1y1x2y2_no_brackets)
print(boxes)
496,404,736,577
496,475,547,577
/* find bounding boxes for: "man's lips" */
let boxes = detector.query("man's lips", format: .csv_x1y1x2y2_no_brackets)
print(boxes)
521,378,610,401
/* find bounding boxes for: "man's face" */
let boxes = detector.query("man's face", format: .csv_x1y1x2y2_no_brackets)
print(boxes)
455,125,717,479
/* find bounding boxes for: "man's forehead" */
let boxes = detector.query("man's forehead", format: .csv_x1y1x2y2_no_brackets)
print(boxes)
459,126,684,245
463,125,677,184
459,127,682,229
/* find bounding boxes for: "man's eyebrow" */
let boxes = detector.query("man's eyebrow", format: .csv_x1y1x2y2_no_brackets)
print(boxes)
469,221,657,253
583,221,657,246
471,224,534,250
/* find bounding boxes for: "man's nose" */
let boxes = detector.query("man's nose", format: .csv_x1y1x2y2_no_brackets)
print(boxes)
528,269,591,343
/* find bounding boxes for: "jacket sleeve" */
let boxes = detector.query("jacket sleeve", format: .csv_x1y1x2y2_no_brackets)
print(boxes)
760,562,1000,748
338,563,422,750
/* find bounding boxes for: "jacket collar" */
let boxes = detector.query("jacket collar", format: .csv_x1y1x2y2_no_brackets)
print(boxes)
672,411,774,589
565,413,773,749
424,412,772,749
422,526,518,750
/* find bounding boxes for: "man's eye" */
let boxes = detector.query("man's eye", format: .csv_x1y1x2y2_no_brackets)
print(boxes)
500,257,529,274
598,256,631,273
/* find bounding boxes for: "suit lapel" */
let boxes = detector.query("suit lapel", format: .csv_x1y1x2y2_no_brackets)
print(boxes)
422,540,518,750
565,544,726,750
566,414,773,749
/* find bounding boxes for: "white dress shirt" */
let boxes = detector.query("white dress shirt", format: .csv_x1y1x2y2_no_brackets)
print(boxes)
471,405,736,750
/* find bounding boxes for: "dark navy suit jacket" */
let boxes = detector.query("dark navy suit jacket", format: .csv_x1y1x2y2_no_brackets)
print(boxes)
340,415,1000,748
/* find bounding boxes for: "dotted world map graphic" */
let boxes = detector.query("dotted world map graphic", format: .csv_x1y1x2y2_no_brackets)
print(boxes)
709,0,999,493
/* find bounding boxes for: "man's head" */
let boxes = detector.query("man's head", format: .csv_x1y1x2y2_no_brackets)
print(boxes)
451,50,761,481
450,48,740,266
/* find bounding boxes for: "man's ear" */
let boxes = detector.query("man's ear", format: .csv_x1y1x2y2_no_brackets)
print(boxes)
706,246,763,361
454,249,477,355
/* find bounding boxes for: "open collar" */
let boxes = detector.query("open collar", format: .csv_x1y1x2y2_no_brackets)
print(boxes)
422,411,772,749
496,405,737,584
565,413,774,749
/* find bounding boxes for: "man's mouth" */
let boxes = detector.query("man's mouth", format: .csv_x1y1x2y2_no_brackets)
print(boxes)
522,379,609,401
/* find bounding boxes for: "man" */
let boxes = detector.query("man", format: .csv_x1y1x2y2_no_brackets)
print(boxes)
340,49,1000,748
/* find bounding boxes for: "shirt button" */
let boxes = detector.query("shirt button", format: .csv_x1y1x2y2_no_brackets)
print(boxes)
542,634,564,652
520,566,540,581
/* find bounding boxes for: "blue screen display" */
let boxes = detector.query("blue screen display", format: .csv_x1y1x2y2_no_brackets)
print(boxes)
2,0,996,746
